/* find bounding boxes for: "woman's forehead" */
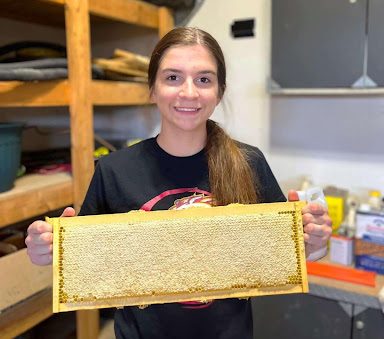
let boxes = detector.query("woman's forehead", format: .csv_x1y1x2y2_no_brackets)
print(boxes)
159,44,217,71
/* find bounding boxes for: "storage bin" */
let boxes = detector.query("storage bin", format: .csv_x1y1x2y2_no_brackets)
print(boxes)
0,122,24,193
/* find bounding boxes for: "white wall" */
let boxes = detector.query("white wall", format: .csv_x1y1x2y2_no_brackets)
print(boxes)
188,0,384,198
188,0,272,152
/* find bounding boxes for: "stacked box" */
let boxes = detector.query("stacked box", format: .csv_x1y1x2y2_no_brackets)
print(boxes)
355,211,384,274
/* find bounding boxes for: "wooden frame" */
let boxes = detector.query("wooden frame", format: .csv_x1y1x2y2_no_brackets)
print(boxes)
49,202,308,312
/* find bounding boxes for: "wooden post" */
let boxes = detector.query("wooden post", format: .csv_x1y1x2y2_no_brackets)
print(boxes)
64,0,99,338
65,0,95,213
158,7,174,38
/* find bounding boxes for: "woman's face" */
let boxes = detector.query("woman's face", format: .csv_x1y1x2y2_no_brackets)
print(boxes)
151,44,220,135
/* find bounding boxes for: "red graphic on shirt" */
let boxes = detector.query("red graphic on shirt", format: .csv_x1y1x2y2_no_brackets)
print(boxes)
140,187,211,211
141,188,215,310
170,193,213,210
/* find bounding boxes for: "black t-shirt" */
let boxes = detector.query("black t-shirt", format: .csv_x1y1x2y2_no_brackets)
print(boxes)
80,137,285,339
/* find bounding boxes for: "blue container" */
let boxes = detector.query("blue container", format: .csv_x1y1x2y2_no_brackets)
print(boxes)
0,123,24,193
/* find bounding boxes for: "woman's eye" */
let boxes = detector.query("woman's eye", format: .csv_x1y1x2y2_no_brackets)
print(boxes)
166,75,178,81
199,77,211,84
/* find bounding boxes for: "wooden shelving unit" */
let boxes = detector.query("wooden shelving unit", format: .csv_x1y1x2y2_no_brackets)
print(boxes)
0,0,174,338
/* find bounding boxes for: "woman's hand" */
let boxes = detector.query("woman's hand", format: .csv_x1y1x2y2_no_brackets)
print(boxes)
25,207,75,265
288,190,332,259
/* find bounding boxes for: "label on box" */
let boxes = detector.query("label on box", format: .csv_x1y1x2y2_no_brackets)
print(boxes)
355,212,384,274
356,212,384,239
355,254,384,275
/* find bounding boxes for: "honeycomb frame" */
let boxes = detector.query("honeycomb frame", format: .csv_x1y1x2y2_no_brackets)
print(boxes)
49,201,308,312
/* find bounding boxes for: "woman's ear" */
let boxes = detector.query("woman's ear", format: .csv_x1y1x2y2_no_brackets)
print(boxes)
149,88,156,104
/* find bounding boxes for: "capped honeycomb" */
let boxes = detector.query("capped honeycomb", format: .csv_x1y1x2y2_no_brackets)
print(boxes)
49,202,308,312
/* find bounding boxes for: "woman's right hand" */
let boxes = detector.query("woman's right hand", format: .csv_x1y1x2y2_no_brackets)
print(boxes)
25,207,75,265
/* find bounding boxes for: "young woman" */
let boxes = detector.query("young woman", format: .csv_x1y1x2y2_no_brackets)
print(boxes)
26,27,332,339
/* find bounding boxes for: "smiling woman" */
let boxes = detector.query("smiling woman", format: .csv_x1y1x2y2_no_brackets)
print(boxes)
148,27,259,205
25,26,332,339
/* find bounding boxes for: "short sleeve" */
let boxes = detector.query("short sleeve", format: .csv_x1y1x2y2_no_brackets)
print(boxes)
79,160,109,216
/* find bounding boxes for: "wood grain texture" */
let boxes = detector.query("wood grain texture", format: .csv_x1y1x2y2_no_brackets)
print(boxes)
65,1,99,337
91,81,150,106
93,58,148,77
89,0,158,28
0,288,52,339
0,81,70,107
0,173,73,228
0,249,51,311
65,0,94,213
158,6,174,38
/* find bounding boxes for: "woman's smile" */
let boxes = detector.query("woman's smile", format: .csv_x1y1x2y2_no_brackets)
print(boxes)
174,106,201,113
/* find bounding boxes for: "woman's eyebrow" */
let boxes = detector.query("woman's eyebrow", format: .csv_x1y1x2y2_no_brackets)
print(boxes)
161,68,217,75
198,70,217,76
161,68,182,73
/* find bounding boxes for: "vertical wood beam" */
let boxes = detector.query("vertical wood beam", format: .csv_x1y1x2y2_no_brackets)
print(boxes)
65,0,95,213
64,1,99,338
158,7,174,38
75,310,100,339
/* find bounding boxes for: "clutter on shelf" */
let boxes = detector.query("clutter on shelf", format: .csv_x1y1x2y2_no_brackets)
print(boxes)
93,49,149,83
0,41,151,82
299,177,384,274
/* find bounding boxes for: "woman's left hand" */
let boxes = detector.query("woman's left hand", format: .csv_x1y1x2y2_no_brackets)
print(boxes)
288,190,333,259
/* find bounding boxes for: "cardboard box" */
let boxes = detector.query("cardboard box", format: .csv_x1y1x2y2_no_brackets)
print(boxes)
330,235,353,266
354,211,384,274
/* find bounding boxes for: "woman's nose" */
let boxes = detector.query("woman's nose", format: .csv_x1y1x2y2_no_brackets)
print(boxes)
179,79,199,99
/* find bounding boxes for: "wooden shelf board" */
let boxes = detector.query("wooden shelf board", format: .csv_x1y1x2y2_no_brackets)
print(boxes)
270,87,384,96
0,80,70,107
0,80,150,107
0,288,52,339
89,0,159,29
0,0,65,27
0,0,159,29
91,80,150,105
0,173,73,228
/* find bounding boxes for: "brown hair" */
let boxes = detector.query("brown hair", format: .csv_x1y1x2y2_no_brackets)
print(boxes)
148,27,259,205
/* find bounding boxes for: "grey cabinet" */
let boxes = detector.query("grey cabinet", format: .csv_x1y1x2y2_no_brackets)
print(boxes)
353,307,384,339
367,0,384,86
252,293,384,339
271,0,368,88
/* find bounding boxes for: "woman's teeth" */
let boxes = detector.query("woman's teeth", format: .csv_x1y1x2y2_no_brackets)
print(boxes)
175,107,199,112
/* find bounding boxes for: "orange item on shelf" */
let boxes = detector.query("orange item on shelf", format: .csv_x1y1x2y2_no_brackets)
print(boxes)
306,261,376,287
